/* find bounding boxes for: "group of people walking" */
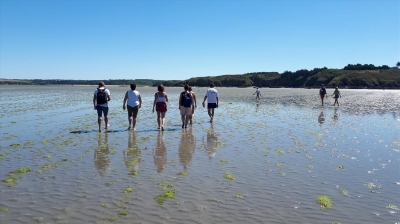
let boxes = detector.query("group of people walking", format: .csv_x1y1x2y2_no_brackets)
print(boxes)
319,84,341,106
93,82,219,132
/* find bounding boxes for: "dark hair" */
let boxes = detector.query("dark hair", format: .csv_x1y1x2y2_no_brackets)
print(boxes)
158,84,165,92
130,83,136,90
188,87,192,91
98,81,105,87
210,83,215,88
184,84,189,90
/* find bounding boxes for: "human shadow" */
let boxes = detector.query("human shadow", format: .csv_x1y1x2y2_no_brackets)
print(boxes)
123,131,141,175
94,133,110,177
153,132,167,173
178,127,196,171
332,107,339,125
203,124,218,159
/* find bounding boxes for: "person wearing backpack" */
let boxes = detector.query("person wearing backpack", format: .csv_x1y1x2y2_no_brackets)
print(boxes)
93,81,111,132
319,84,327,106
123,83,142,130
179,84,193,129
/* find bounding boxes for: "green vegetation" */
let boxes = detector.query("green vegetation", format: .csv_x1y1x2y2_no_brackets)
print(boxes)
177,171,188,176
387,204,398,210
2,65,399,88
10,167,32,174
155,189,178,205
123,187,134,195
2,176,19,183
118,210,129,216
224,173,235,180
316,195,333,209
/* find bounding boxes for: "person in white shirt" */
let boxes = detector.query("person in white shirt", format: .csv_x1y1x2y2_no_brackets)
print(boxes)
93,81,111,132
123,83,142,130
202,83,219,123
253,87,261,100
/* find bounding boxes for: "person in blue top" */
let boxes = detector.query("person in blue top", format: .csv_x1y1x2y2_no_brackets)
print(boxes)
93,81,111,132
123,83,142,130
179,84,193,129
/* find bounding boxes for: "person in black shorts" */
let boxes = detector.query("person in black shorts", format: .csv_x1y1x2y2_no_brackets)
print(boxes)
202,83,219,123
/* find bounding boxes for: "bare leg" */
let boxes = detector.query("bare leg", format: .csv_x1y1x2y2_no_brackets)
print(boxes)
184,114,189,128
98,116,102,132
104,116,108,130
181,115,185,128
156,112,161,129
131,117,137,130
161,112,166,131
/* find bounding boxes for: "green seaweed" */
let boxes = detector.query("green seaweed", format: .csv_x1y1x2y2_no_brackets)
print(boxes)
177,171,188,176
316,195,333,209
387,204,399,210
0,207,9,212
2,176,19,183
219,159,229,166
306,164,313,169
366,183,376,189
10,167,32,174
101,203,109,208
155,189,178,205
108,217,118,222
118,210,129,216
276,163,285,168
235,194,243,198
339,189,348,195
275,149,284,155
9,143,20,149
159,181,173,190
224,173,235,180
128,170,139,175
123,187,134,194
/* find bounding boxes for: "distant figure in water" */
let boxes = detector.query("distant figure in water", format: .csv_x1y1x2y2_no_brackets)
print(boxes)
93,81,111,132
188,87,197,125
319,84,327,106
332,87,341,106
253,87,261,100
318,111,325,125
152,84,169,131
122,83,142,130
202,83,219,123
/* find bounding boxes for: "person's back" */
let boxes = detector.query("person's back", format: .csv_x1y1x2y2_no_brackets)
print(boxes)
123,83,142,130
93,81,111,132
319,84,327,106
202,83,219,123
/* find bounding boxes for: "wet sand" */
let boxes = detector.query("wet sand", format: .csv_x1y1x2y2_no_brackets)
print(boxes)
0,86,399,223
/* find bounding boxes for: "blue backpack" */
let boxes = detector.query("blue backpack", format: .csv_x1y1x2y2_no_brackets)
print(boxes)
181,91,191,107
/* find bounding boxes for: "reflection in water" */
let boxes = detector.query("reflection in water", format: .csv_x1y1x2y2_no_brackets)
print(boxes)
94,133,110,176
333,107,339,124
178,127,196,171
318,111,325,125
123,131,141,174
256,102,260,112
153,132,167,173
204,125,218,159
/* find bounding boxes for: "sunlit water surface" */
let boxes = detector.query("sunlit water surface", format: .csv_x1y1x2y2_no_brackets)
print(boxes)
0,86,399,224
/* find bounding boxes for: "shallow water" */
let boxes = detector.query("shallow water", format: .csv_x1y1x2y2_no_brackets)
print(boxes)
0,86,399,224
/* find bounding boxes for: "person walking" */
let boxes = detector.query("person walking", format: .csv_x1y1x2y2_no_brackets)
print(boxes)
122,83,142,130
93,81,111,132
332,87,341,106
179,84,193,129
152,84,169,131
188,86,197,125
202,83,219,123
253,87,261,100
319,84,327,106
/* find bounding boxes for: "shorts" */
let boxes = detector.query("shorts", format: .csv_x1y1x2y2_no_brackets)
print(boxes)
156,102,167,112
127,105,139,118
334,94,339,99
207,103,217,109
180,106,192,116
320,94,325,99
96,106,109,117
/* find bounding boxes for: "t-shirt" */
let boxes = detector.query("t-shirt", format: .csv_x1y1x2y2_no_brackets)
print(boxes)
206,88,218,103
94,87,111,107
319,87,326,95
127,90,140,107
256,89,260,94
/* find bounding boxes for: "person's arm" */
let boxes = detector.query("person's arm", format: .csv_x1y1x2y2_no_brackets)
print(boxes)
193,93,197,107
202,96,207,107
190,93,194,107
93,95,97,109
107,90,111,101
123,91,128,110
152,93,157,113
164,92,169,102
216,97,219,108
178,92,182,109
138,94,142,108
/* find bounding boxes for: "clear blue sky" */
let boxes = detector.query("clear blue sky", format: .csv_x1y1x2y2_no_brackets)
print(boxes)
1,0,399,80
